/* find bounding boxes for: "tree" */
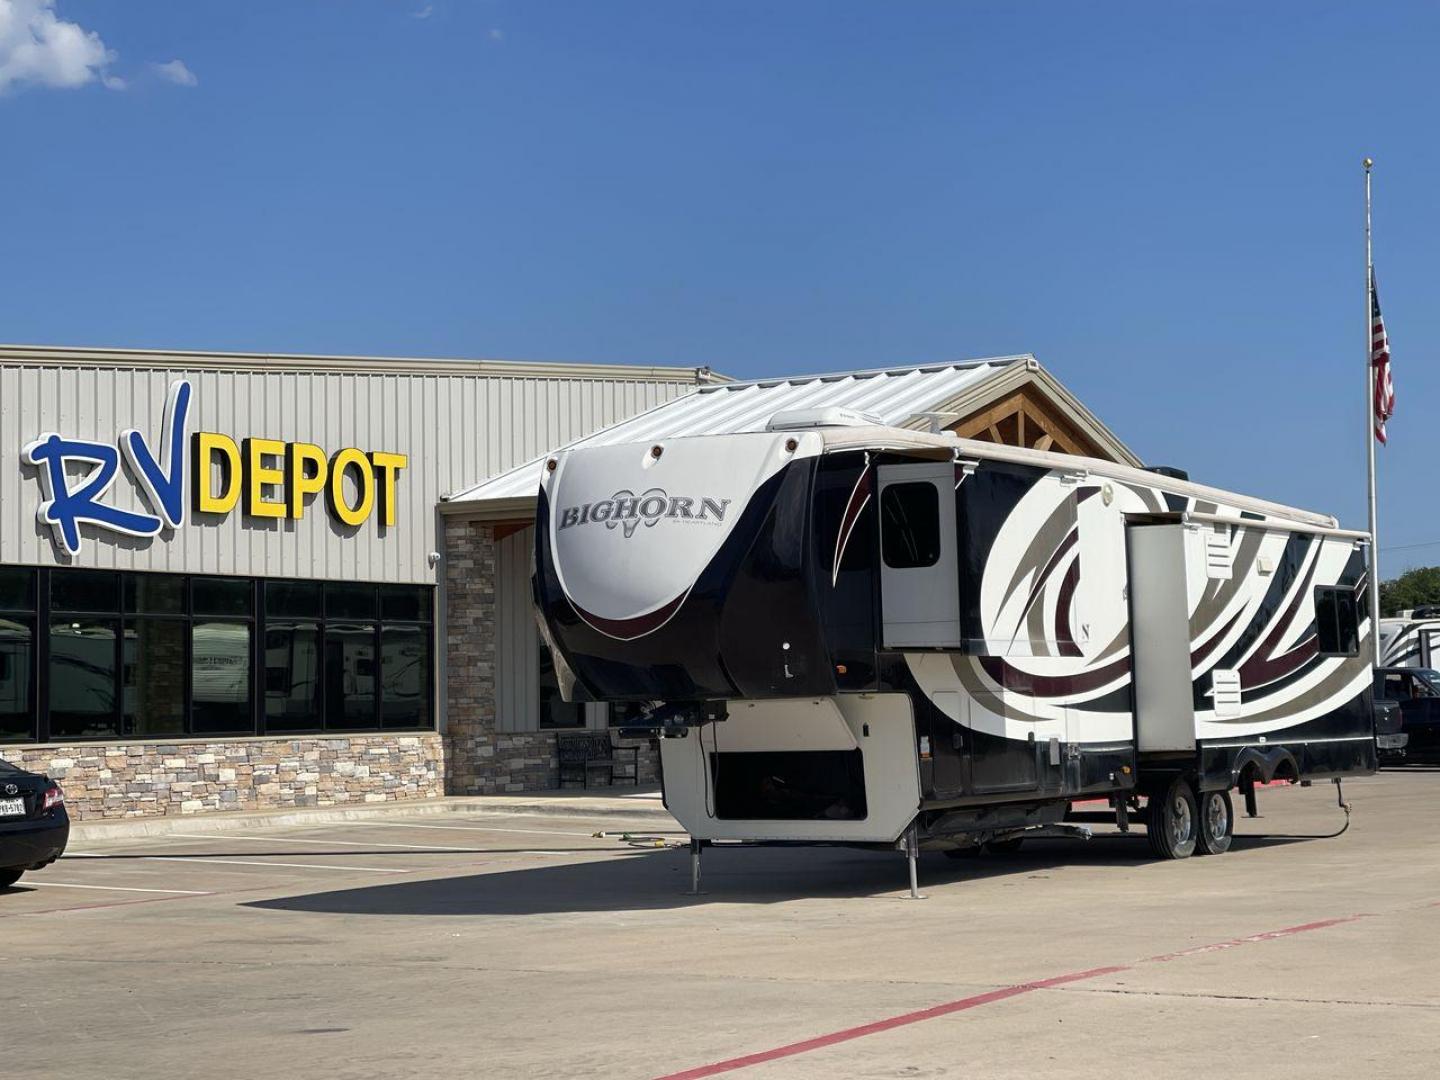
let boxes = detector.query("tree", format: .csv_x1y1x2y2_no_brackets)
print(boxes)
1379,566,1440,616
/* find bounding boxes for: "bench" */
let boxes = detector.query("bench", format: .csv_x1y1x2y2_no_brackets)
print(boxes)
557,730,639,788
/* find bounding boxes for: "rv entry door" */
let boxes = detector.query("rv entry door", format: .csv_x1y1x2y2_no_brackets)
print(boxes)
878,462,961,648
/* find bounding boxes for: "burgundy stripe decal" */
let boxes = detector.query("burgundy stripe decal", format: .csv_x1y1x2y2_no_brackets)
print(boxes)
832,465,873,584
1054,559,1081,657
573,592,688,641
1015,527,1079,631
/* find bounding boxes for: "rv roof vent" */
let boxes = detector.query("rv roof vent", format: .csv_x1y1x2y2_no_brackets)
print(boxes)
1145,465,1190,482
766,407,882,431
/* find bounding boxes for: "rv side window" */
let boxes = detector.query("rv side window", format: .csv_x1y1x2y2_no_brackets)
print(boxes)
880,483,941,569
1314,586,1360,657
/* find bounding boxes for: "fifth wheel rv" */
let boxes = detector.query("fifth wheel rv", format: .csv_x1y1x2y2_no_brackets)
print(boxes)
1379,614,1440,669
533,413,1376,888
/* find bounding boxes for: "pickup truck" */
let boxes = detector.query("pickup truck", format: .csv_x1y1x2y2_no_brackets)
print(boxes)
1374,667,1440,761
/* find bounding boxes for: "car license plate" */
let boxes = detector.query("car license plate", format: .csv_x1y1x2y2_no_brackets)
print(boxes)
0,797,25,818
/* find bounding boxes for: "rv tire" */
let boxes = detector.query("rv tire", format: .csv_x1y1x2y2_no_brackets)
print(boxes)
1196,789,1234,855
1145,777,1199,859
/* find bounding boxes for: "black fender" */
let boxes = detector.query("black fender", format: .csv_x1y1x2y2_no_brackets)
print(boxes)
1230,745,1300,788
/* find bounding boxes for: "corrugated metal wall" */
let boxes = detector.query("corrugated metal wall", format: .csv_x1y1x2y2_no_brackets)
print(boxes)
0,359,696,583
494,525,603,733
495,527,539,733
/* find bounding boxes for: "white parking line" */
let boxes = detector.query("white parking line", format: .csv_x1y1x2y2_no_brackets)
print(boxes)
25,881,211,895
169,832,473,852
366,821,642,839
66,853,407,874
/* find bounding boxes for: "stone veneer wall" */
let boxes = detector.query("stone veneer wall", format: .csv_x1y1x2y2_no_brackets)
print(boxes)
443,518,660,794
0,734,443,820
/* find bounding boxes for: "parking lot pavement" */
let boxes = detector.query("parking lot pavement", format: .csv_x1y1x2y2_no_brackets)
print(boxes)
4,770,1440,1080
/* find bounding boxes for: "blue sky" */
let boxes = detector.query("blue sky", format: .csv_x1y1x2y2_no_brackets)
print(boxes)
2,1,1437,572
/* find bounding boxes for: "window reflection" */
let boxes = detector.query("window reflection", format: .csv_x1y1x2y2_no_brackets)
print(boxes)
49,618,119,738
123,620,186,735
265,622,321,732
381,625,429,728
192,620,251,733
325,623,377,729
0,616,33,741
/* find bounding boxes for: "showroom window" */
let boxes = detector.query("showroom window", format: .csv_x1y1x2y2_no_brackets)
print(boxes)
0,567,434,743
0,568,35,742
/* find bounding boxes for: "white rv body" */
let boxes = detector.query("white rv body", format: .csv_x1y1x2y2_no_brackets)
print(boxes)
535,423,1376,862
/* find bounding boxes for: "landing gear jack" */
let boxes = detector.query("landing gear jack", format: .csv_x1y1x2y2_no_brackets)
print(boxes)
1242,780,1259,818
685,838,707,896
901,825,926,900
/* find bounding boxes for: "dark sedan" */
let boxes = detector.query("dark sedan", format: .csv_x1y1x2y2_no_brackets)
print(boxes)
0,760,69,889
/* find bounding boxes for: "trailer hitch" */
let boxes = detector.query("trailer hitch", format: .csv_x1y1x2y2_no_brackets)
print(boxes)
618,700,729,738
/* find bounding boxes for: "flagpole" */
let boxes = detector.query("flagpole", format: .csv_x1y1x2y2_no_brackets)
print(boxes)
1365,156,1382,665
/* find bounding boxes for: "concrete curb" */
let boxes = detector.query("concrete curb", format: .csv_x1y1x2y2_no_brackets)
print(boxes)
68,791,677,843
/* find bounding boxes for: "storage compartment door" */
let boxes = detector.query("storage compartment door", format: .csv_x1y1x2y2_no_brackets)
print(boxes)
878,463,961,648
1125,523,1196,753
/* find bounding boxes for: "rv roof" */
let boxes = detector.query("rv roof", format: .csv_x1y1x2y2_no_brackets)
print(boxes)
818,425,1339,529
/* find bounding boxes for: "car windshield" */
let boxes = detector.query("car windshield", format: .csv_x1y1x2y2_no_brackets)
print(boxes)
1415,670,1440,694
0,760,19,775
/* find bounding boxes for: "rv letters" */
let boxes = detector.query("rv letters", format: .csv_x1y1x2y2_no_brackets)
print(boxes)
22,378,407,556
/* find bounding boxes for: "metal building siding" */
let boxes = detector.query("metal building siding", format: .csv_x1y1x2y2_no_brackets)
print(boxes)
1,361,696,583
495,526,538,734
493,523,605,734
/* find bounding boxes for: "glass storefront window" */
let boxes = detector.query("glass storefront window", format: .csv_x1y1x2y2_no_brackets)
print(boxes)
49,617,120,738
122,620,187,736
264,622,322,732
125,574,186,615
191,620,252,734
380,585,432,622
0,568,431,741
0,616,34,741
381,625,430,728
52,569,121,613
193,577,253,617
325,623,378,729
0,568,35,611
326,583,377,620
266,581,322,619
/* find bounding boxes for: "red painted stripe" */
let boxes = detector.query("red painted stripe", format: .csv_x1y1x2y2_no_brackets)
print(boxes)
653,907,1382,1079
653,967,1127,1080
1145,915,1369,963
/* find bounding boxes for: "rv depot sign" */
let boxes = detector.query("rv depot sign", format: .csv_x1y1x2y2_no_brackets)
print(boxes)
21,379,408,556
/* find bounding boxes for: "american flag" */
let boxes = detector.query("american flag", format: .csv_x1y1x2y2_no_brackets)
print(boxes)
1372,271,1395,444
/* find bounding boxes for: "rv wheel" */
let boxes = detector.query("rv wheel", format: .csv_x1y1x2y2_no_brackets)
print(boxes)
1196,789,1234,855
1145,778,1199,859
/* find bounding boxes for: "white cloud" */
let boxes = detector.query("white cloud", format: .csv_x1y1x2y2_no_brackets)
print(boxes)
489,27,503,42
0,0,118,94
151,58,196,87
411,4,433,18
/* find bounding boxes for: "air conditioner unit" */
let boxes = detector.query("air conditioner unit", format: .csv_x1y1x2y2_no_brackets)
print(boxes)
766,407,882,431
